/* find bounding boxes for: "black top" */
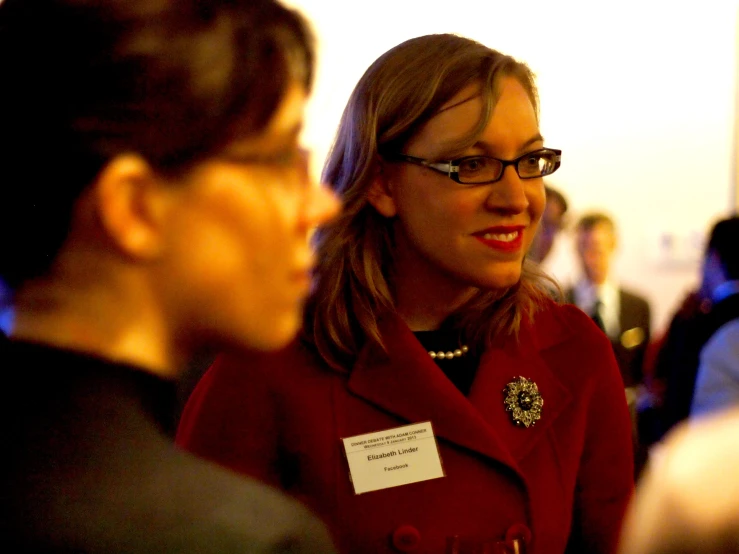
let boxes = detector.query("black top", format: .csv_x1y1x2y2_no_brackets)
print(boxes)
0,336,335,553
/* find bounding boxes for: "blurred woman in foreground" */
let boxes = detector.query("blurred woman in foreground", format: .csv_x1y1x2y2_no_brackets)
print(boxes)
0,0,338,552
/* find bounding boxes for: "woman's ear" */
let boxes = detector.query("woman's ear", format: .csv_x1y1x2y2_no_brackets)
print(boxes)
366,164,397,218
92,154,170,260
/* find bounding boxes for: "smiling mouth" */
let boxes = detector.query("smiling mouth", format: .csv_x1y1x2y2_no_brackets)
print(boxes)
473,228,525,252
481,231,519,242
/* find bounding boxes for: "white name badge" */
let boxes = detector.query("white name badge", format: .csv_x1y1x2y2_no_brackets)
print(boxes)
341,421,445,495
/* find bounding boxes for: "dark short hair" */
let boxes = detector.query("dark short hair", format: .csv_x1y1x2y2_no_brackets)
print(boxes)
544,185,568,214
575,211,616,234
707,215,739,280
0,0,314,288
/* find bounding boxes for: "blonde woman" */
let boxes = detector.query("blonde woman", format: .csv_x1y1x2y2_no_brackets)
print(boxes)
178,34,633,554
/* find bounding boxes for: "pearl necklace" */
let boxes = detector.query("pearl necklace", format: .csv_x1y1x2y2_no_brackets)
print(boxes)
428,345,469,360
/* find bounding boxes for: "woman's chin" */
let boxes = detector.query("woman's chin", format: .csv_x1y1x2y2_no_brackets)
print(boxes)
474,269,523,292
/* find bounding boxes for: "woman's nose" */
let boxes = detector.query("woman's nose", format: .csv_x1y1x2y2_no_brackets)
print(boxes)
484,166,529,213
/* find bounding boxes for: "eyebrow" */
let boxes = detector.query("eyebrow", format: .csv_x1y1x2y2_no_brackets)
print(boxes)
437,133,545,160
501,134,546,155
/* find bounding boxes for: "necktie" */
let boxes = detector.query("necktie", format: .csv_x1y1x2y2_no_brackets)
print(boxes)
591,299,606,332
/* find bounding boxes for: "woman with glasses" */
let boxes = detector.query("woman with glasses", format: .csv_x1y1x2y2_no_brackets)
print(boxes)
178,34,633,554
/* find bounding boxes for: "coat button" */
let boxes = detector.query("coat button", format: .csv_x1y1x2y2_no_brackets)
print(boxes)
391,524,421,552
505,523,532,546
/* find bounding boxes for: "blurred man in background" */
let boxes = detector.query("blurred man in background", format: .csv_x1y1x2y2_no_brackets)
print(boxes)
567,212,651,389
566,212,652,475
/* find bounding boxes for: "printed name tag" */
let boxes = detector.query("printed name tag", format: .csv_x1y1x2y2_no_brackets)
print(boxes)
341,421,445,494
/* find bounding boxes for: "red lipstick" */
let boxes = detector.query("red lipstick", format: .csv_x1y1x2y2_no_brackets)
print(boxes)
472,226,525,253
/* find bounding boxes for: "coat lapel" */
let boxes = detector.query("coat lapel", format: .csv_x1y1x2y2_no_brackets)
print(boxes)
469,312,572,462
347,314,522,472
347,309,575,472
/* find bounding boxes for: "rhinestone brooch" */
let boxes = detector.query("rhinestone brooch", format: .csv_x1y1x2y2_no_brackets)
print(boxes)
503,376,543,428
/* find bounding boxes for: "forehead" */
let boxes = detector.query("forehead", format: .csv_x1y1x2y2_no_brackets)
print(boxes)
580,222,615,242
409,78,539,156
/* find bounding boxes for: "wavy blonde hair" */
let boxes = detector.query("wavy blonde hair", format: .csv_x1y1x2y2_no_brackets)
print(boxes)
306,34,555,370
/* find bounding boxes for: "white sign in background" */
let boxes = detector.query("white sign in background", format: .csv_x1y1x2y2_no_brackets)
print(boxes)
342,421,445,495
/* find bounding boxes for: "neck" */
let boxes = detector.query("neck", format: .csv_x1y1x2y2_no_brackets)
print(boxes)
11,270,179,379
582,273,609,290
393,271,477,332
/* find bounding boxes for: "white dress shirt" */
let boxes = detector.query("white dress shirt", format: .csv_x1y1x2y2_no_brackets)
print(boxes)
572,279,621,340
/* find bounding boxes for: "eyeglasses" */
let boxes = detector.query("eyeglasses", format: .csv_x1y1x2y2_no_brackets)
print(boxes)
387,148,561,185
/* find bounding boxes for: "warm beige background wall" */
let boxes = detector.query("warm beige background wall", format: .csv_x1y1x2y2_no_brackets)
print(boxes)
287,0,738,334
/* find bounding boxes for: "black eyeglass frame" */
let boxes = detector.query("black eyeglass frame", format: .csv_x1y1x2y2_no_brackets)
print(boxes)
387,148,562,185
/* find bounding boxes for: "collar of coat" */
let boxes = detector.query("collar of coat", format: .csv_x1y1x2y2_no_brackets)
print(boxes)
329,302,575,479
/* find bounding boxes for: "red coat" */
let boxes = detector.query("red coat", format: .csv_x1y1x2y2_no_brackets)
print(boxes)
177,301,634,554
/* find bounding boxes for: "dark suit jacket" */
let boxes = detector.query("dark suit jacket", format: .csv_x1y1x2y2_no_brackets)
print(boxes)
565,287,651,387
1,337,335,554
178,301,634,554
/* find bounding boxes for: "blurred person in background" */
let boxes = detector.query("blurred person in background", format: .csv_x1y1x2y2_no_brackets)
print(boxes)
0,0,338,552
178,33,633,554
566,212,651,389
565,212,651,475
636,290,711,447
646,216,739,441
0,278,11,336
528,184,568,265
688,215,739,418
618,405,739,554
618,218,739,553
